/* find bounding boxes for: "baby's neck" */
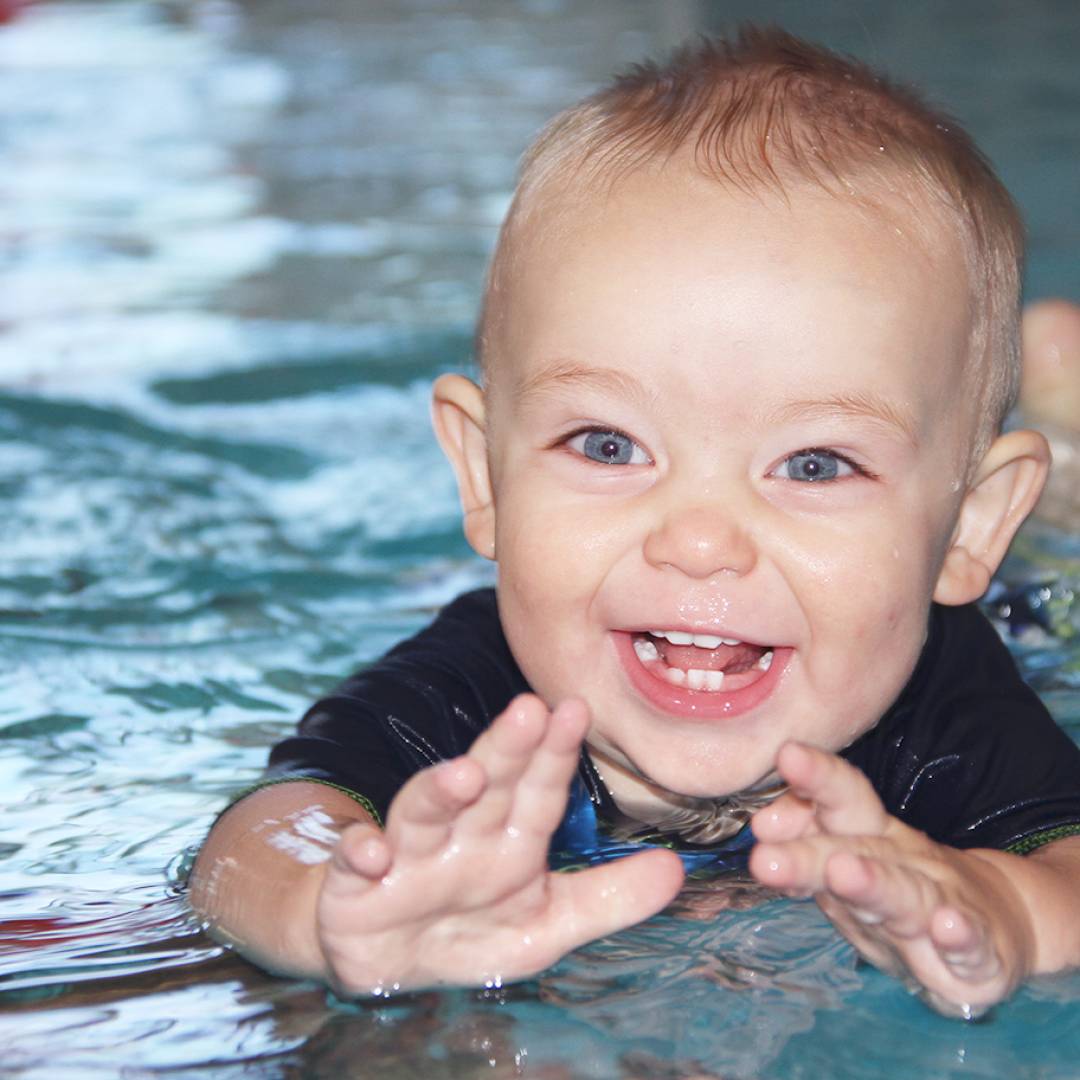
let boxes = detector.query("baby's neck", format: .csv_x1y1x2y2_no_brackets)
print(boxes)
587,749,786,845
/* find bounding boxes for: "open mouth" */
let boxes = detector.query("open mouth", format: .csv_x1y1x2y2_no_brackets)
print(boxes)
631,630,774,693
614,628,790,719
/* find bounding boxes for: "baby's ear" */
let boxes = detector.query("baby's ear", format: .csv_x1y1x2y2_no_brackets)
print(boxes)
933,429,1050,605
431,373,496,560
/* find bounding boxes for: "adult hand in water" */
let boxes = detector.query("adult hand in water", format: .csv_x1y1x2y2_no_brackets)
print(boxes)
749,742,1080,1017
318,695,685,995
1020,299,1080,532
1021,299,1080,436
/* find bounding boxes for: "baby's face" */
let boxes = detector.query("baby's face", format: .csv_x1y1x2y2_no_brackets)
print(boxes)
481,168,977,800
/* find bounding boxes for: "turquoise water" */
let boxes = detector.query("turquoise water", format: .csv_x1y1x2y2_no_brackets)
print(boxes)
1,2,1079,1076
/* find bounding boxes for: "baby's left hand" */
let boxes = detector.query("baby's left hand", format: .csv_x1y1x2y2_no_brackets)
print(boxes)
749,743,1035,1018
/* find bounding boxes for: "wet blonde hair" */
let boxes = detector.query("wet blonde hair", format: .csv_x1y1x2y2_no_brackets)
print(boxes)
479,26,1023,458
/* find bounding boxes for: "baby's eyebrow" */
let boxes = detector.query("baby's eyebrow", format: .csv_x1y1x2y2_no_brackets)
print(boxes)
514,360,657,409
766,392,920,446
513,364,919,446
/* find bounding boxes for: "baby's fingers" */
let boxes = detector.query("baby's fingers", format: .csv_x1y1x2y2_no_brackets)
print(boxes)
823,851,940,939
751,790,818,843
331,822,392,882
930,906,1001,984
750,834,837,896
384,755,486,856
457,695,552,833
825,857,1002,982
774,743,891,836
511,698,591,837
751,834,901,901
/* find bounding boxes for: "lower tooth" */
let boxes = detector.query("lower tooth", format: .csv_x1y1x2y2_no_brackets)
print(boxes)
757,650,774,671
705,670,725,690
664,667,687,687
686,669,705,690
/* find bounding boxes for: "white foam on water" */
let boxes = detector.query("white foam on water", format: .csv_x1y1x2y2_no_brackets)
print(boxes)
0,315,374,386
0,0,291,345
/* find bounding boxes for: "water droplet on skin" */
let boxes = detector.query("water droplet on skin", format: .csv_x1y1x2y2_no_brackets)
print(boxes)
677,593,731,626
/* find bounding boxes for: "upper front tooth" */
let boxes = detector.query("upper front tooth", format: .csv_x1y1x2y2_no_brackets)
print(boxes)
650,630,742,648
692,633,723,649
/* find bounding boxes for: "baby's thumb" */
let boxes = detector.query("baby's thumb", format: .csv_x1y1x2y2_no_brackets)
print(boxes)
545,848,684,949
331,822,392,882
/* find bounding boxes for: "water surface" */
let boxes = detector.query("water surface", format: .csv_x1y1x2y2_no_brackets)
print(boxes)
1,2,1079,1076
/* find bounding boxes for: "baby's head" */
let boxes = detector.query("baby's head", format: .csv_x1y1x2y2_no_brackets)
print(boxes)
434,28,1049,805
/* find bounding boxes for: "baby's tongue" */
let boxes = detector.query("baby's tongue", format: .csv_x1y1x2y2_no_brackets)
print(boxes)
657,640,765,673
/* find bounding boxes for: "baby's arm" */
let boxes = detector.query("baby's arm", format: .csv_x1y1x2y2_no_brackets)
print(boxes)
190,695,684,994
749,742,1080,1017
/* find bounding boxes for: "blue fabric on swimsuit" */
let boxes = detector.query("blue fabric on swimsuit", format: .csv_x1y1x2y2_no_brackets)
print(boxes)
549,774,755,876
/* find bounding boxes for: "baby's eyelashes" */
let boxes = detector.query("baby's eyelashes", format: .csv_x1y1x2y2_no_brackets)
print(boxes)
771,448,873,483
564,428,651,466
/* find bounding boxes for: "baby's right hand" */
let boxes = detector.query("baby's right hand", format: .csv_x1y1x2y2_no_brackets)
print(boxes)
315,695,685,996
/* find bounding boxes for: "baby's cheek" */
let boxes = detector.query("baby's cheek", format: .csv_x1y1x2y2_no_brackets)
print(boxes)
840,578,926,652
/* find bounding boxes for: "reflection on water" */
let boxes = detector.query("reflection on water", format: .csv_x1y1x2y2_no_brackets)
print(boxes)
1,1,1080,1077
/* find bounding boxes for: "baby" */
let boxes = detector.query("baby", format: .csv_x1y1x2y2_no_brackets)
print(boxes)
190,28,1080,1019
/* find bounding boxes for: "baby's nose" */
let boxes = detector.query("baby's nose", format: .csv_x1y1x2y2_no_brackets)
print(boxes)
643,504,757,579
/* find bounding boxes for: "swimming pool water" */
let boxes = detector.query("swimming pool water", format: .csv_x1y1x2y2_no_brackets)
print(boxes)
1,2,1079,1076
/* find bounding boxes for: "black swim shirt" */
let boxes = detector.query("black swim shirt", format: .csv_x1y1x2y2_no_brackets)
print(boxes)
266,588,1080,855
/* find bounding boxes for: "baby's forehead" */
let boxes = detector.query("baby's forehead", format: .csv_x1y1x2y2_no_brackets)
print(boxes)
489,163,968,339
519,157,960,268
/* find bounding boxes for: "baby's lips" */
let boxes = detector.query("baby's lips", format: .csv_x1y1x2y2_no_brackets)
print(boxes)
614,630,792,719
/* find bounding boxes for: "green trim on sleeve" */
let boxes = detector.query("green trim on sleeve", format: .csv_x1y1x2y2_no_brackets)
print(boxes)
226,775,383,827
1005,823,1080,856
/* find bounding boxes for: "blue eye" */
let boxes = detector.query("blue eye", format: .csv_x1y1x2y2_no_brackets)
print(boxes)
779,450,854,482
567,429,647,465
